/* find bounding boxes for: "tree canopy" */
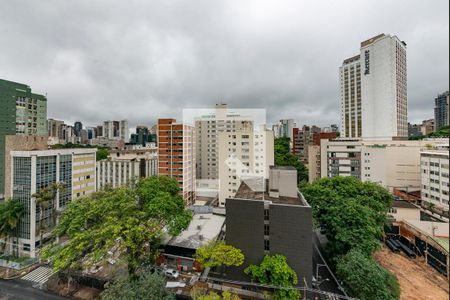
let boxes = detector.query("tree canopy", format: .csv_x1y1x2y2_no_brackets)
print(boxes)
274,137,308,183
301,176,392,258
43,176,192,275
336,249,400,300
191,288,241,300
244,254,300,300
0,198,25,257
101,271,175,300
194,241,244,268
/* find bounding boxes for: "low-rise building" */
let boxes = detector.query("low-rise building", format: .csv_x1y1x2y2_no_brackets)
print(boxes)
226,166,313,286
388,200,421,222
97,151,158,190
420,146,449,213
159,211,225,272
321,139,449,192
8,148,96,257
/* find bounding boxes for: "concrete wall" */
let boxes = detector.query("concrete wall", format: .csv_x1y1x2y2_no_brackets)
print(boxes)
4,135,47,199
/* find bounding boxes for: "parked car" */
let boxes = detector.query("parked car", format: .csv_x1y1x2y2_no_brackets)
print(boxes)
164,268,179,279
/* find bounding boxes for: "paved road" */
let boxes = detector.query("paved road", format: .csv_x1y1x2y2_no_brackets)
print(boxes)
0,279,68,300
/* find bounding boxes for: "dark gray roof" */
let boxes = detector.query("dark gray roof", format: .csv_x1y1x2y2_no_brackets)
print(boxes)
392,200,419,209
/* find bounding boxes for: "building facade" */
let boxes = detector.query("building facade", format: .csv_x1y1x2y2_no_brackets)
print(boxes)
321,139,449,192
103,120,129,142
0,79,47,199
340,34,408,140
158,118,196,204
9,148,96,257
226,166,312,286
97,152,158,190
218,125,274,207
420,147,449,212
340,55,362,138
195,104,254,180
434,91,449,130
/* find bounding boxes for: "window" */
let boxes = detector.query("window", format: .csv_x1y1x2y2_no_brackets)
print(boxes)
264,240,270,251
264,224,269,235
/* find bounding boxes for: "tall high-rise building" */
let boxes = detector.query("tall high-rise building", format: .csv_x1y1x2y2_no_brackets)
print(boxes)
277,119,295,140
0,79,47,198
217,124,274,206
102,120,129,142
340,34,407,140
158,119,196,204
195,104,254,180
434,91,449,130
48,119,65,139
74,121,83,137
7,148,96,257
340,55,362,138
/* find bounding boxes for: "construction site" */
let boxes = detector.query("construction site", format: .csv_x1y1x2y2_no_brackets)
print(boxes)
375,246,449,300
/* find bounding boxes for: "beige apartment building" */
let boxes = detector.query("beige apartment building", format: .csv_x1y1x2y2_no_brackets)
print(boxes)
195,104,254,180
320,139,449,192
420,146,449,213
218,125,274,206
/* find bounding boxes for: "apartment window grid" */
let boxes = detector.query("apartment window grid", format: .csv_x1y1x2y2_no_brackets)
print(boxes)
12,157,32,239
36,156,57,230
59,155,72,208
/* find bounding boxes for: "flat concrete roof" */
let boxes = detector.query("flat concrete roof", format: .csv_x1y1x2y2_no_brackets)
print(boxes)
166,213,225,250
234,179,304,206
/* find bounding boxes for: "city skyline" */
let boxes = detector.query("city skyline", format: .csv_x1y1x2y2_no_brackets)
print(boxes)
0,0,448,128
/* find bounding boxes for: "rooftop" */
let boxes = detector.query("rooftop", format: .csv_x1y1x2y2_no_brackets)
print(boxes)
165,213,225,250
234,178,304,206
392,200,419,209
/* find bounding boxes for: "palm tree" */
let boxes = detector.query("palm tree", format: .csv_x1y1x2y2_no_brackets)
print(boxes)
32,182,66,251
0,199,25,257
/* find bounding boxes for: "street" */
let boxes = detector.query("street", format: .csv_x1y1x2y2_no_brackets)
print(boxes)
0,279,68,300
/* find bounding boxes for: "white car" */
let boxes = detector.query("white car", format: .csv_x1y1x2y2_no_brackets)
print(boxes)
164,268,179,279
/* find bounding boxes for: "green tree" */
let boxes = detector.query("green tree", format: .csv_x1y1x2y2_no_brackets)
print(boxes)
32,182,65,250
274,137,308,183
191,288,240,300
96,148,109,161
336,249,400,300
301,176,392,258
0,198,25,257
101,271,175,300
194,241,244,268
43,176,192,276
244,254,300,300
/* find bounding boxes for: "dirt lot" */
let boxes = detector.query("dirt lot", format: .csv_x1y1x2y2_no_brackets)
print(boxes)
374,246,449,300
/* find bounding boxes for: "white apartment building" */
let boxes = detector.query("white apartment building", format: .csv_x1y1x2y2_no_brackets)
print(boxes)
321,139,449,192
420,146,449,212
218,125,274,206
340,34,408,140
195,104,254,180
103,120,129,142
8,148,96,257
97,152,158,190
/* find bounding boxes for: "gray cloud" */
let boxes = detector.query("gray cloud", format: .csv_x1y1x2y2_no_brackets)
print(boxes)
0,0,448,129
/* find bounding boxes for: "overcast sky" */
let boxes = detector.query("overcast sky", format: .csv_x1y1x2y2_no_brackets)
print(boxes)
1,1,448,130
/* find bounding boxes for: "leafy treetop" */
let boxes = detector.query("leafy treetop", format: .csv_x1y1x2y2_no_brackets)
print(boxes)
244,254,300,300
43,176,192,275
336,249,400,300
194,241,244,268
